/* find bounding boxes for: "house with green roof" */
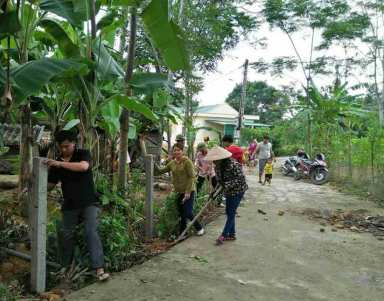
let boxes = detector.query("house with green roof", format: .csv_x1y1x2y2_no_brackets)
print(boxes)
169,103,270,144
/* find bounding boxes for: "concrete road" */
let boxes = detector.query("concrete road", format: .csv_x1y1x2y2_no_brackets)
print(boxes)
67,168,384,301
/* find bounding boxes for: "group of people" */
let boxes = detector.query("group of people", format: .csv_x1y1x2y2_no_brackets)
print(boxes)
44,129,274,281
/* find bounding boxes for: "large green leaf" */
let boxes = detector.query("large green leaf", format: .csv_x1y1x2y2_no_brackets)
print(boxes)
153,88,169,109
39,0,99,27
100,98,122,135
0,10,22,35
141,0,190,72
40,19,80,57
107,94,158,122
10,58,87,101
63,119,80,130
129,73,168,94
93,39,125,79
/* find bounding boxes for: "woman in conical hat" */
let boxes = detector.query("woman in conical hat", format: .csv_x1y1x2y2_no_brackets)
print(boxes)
206,146,248,245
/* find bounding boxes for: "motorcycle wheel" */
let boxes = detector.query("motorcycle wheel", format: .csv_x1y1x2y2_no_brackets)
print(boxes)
281,166,290,176
311,168,329,185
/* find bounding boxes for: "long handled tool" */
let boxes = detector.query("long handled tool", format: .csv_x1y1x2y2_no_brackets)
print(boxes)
173,186,223,244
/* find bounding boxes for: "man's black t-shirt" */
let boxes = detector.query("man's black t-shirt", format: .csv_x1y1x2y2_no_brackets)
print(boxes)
48,149,98,211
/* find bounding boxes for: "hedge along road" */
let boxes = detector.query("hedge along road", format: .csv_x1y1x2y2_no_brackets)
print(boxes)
66,165,384,301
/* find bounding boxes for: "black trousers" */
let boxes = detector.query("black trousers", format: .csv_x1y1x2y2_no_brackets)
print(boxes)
61,205,104,269
176,191,202,233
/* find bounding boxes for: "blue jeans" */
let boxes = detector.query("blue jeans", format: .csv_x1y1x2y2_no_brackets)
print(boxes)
222,192,244,237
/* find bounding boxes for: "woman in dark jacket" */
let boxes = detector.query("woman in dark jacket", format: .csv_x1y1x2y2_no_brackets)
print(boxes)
205,146,248,245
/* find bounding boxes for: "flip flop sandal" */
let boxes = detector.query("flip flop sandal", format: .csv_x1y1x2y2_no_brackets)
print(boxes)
215,235,225,246
224,236,236,241
97,271,110,282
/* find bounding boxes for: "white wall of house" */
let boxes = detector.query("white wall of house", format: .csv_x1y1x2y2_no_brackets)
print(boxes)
166,117,224,148
194,117,223,143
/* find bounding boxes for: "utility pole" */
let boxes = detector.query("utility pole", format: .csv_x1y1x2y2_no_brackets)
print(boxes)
237,59,248,141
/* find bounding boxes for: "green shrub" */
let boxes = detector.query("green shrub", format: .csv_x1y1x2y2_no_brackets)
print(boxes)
155,193,179,239
0,283,16,301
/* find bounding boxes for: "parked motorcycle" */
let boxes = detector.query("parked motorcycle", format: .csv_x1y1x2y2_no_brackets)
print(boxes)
281,156,300,176
294,153,329,185
281,150,309,176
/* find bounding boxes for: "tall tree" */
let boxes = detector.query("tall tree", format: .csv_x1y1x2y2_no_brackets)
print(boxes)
226,81,290,124
319,0,383,125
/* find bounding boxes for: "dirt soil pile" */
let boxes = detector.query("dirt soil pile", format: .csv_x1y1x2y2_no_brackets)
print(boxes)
297,208,384,239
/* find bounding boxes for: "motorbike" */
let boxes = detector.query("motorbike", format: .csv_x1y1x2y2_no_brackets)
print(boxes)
281,156,300,176
281,151,309,176
294,153,329,185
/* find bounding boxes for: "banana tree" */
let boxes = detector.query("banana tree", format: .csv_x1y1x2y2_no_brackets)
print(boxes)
105,0,190,189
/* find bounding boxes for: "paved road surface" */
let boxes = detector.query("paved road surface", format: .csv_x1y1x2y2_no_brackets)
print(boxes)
67,168,384,301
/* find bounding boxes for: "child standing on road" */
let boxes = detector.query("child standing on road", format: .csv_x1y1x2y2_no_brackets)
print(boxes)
263,157,273,185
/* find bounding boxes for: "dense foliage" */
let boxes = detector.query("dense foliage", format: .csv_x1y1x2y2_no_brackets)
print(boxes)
226,81,291,124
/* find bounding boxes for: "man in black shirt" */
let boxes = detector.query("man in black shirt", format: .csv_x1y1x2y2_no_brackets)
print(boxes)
46,130,109,281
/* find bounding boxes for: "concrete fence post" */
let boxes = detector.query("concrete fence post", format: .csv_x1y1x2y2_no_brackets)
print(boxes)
30,157,48,293
144,155,154,240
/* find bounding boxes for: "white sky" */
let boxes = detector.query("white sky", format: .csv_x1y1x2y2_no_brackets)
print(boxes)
196,7,365,106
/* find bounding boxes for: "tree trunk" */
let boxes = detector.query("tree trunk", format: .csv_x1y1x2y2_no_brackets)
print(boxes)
307,113,312,157
19,104,33,217
379,92,384,126
347,123,353,179
118,8,137,190
167,120,172,154
380,58,384,126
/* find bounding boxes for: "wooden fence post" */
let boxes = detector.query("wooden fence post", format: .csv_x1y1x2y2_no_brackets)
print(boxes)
30,157,48,293
144,155,154,240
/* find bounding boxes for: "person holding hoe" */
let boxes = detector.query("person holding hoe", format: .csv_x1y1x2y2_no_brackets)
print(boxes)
205,146,248,245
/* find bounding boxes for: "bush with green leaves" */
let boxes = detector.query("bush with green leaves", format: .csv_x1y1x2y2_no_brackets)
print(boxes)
0,283,16,301
155,193,180,239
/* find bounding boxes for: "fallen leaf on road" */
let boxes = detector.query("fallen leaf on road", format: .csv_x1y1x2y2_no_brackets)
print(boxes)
192,255,208,263
258,209,267,215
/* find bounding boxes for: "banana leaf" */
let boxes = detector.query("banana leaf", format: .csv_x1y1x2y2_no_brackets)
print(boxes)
0,10,22,35
93,38,125,79
107,94,158,122
141,0,190,72
7,58,87,102
39,0,100,27
129,73,168,94
39,19,80,57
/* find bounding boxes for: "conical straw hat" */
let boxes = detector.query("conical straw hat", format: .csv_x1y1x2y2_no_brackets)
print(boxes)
205,146,232,161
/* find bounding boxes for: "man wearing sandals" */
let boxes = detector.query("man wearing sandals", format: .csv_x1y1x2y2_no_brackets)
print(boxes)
46,130,109,281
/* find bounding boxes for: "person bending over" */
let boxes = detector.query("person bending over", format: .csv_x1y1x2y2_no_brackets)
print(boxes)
46,130,109,281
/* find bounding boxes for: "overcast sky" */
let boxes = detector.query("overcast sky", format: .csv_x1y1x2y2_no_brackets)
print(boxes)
196,6,362,106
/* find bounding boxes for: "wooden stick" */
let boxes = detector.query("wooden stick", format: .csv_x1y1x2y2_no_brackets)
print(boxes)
144,155,154,240
1,247,60,269
174,186,223,244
